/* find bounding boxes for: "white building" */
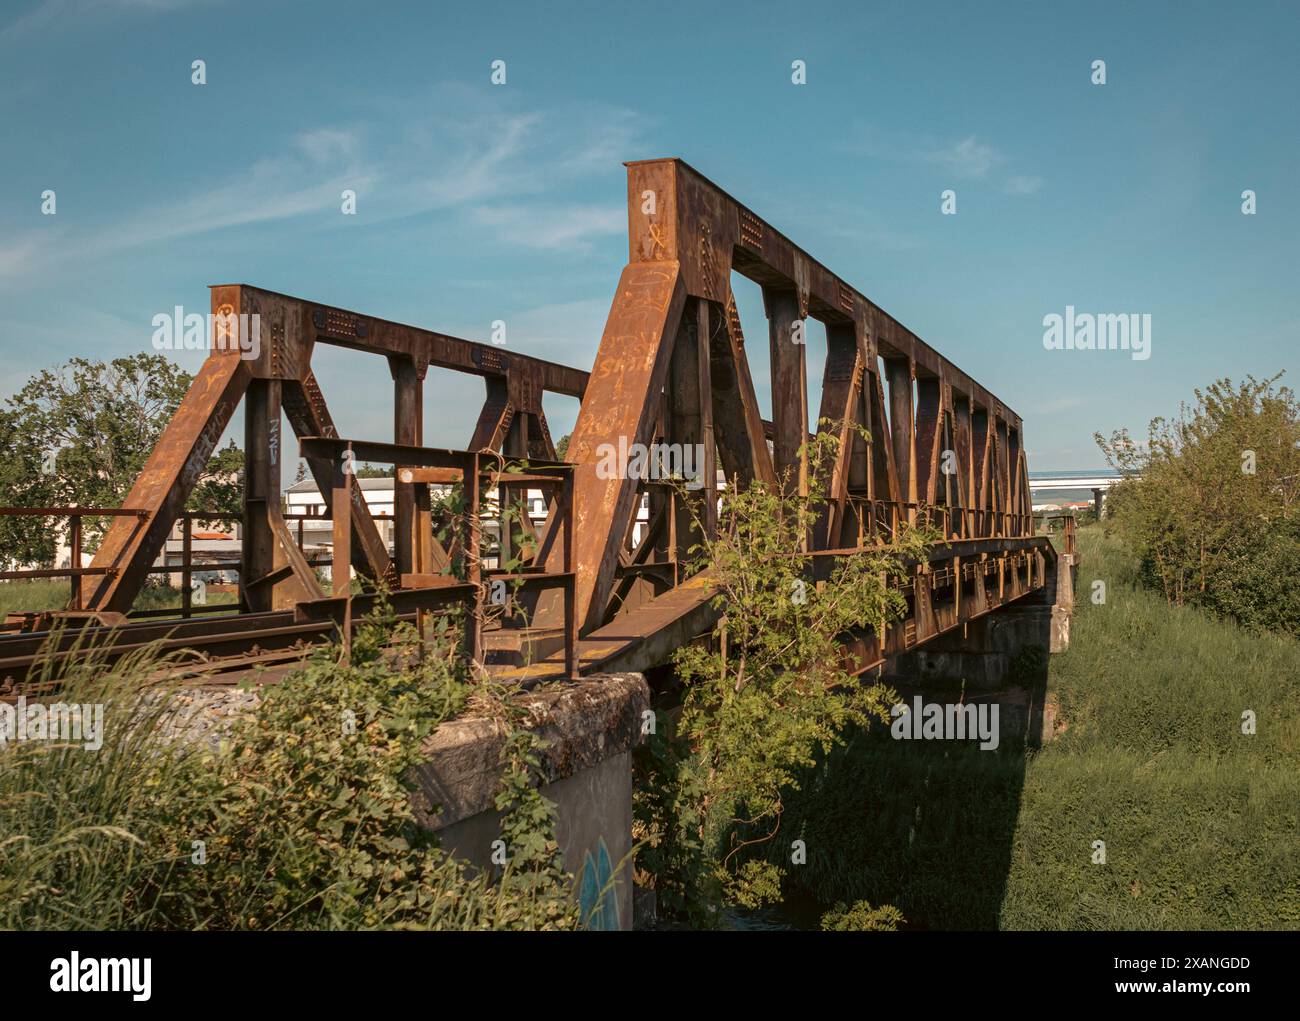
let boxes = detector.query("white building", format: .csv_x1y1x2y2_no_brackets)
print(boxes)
143,475,663,588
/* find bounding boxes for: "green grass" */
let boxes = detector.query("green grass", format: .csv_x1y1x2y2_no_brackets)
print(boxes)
759,524,1300,929
0,579,236,619
0,610,579,930
0,579,71,617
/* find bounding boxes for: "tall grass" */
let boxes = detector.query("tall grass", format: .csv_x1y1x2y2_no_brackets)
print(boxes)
0,579,237,619
0,580,70,617
754,524,1300,929
0,637,204,927
0,611,578,930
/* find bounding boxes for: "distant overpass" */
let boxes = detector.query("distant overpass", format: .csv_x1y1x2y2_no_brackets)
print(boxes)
1028,475,1136,492
1028,473,1140,516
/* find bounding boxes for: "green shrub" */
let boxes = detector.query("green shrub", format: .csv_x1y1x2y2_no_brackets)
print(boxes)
1200,516,1300,637
821,901,905,931
0,608,578,930
635,424,934,924
1097,373,1300,628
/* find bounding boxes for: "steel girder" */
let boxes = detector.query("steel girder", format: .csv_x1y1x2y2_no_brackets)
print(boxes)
82,285,587,614
546,158,1035,637
74,158,1042,678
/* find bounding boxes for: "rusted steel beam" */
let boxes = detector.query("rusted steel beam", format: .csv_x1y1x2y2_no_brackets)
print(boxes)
971,407,992,536
243,378,320,611
884,357,917,518
814,321,864,548
694,300,718,540
994,418,1010,535
710,292,775,487
0,507,145,517
468,379,515,452
561,469,577,679
463,452,483,668
666,298,716,547
243,376,278,610
624,158,1022,428
0,611,295,663
866,366,901,507
953,395,973,537
300,437,478,472
0,567,112,582
763,287,809,496
215,283,588,398
330,450,353,660
82,348,250,612
546,261,688,632
914,376,945,510
390,353,425,579
282,372,394,583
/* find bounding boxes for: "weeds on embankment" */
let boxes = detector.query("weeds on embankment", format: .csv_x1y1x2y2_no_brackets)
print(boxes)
753,525,1300,930
0,579,237,619
0,607,579,931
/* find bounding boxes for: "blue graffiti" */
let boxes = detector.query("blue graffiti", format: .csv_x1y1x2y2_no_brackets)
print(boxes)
578,838,620,930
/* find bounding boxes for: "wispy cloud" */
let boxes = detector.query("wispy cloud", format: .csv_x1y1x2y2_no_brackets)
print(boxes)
0,90,646,284
1,0,217,41
0,129,372,281
470,204,624,252
925,136,1004,179
839,125,1041,198
0,235,46,278
1005,174,1044,196
293,128,361,165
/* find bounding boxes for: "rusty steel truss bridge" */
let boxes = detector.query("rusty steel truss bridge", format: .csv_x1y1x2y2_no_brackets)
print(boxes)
0,158,1066,693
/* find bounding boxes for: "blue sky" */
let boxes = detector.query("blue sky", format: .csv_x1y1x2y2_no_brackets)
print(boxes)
1,0,1296,472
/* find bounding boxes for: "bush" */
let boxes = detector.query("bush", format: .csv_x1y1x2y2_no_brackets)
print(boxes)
0,608,578,930
634,425,934,924
820,901,905,931
1200,516,1300,637
1096,374,1300,630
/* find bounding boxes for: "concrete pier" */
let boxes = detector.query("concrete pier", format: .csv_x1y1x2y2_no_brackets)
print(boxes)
410,672,649,930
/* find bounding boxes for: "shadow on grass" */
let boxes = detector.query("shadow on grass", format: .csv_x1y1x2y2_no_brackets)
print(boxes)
745,633,1052,930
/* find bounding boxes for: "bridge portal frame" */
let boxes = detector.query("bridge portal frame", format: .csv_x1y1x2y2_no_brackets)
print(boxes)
552,158,1037,649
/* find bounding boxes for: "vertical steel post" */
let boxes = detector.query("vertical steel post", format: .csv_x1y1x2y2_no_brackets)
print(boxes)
181,514,192,617
390,355,422,579
563,469,577,679
463,453,482,672
763,288,808,499
69,514,82,611
332,446,353,662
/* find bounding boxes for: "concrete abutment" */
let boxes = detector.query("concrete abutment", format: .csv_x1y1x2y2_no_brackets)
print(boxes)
410,672,649,930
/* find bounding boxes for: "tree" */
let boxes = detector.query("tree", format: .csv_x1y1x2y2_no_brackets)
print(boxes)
1096,374,1300,620
0,354,244,568
633,423,934,921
